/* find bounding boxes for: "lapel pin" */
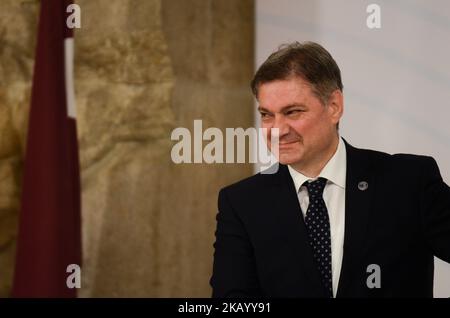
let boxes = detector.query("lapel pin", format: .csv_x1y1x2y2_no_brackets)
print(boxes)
358,181,369,191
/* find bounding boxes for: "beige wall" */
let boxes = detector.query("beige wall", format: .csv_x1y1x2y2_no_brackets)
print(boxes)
0,0,38,298
0,0,254,297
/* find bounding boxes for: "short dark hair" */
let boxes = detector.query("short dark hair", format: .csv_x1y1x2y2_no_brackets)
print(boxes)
251,41,343,105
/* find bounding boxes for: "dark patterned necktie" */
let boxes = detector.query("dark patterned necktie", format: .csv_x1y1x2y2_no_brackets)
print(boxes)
303,177,333,297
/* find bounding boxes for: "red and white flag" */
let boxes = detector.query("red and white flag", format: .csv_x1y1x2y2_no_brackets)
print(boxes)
12,0,81,297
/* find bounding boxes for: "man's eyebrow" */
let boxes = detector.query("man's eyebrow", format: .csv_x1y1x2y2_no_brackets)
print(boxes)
257,106,270,112
257,104,306,112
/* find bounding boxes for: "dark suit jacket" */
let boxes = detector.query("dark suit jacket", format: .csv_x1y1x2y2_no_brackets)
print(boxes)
210,140,450,297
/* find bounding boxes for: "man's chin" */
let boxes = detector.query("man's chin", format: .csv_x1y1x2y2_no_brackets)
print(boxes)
277,154,302,166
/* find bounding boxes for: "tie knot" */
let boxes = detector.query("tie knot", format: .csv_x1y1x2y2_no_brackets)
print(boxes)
303,177,327,198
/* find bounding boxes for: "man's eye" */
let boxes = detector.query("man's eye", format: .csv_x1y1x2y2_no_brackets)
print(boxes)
260,112,271,118
286,110,302,116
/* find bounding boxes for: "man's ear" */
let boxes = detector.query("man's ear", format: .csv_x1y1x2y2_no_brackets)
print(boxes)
327,89,344,125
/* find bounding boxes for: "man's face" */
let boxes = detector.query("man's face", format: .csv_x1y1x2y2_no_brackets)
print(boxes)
257,77,342,172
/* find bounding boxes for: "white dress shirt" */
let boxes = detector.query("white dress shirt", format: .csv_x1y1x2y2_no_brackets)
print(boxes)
287,137,347,297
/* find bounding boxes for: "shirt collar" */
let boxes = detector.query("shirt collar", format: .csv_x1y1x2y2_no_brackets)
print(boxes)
288,136,347,192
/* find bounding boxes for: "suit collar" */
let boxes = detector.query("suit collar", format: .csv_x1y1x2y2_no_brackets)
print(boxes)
336,139,375,297
273,164,330,296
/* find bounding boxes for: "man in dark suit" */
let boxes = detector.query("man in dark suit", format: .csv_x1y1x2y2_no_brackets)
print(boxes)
210,41,450,297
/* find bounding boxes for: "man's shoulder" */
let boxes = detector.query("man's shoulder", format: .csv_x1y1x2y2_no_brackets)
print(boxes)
348,142,438,173
219,165,282,198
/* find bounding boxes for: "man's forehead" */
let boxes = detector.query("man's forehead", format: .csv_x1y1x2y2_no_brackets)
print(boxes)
257,80,313,111
258,78,312,100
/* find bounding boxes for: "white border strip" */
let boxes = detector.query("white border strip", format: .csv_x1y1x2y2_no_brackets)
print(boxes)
64,38,77,119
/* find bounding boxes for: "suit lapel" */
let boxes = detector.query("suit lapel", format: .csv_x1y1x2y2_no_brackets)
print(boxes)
336,141,374,297
266,165,327,296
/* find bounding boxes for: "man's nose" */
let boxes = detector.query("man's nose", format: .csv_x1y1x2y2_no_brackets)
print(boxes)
272,115,290,137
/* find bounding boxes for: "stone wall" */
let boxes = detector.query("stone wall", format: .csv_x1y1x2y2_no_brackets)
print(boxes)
0,0,39,297
0,0,254,297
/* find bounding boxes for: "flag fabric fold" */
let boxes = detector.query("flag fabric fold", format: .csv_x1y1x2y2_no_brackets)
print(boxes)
12,0,81,298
